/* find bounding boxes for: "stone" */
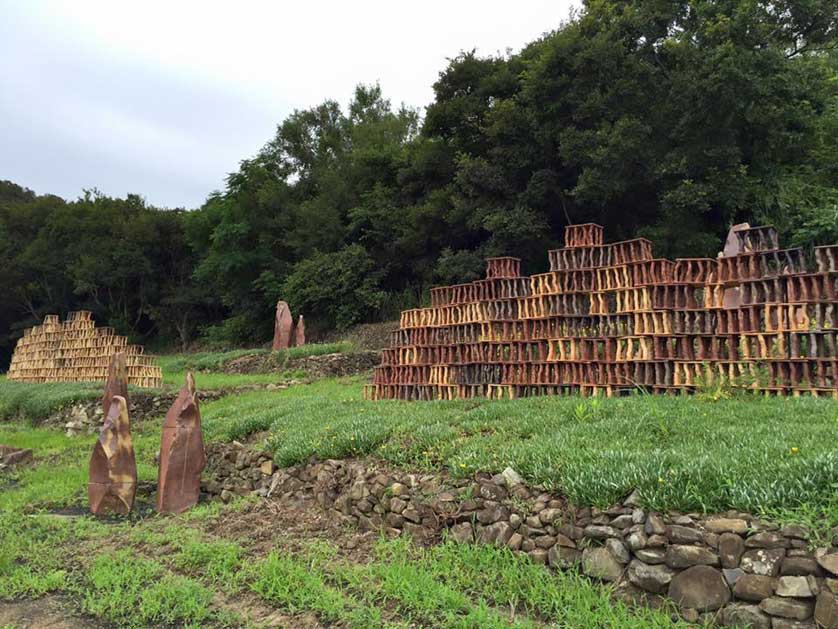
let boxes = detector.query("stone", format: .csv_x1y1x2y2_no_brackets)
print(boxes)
627,530,648,551
706,518,749,534
645,513,666,535
759,597,813,620
610,514,634,529
665,544,720,569
582,547,624,582
507,533,523,551
271,300,294,350
389,497,407,513
88,396,136,515
157,373,206,514
667,524,704,544
102,352,129,418
647,534,668,547
530,549,548,565
385,513,404,528
781,524,810,540
635,548,666,564
746,532,790,549
734,575,776,601
501,467,523,487
534,535,556,549
723,567,745,586
583,525,619,540
776,576,818,598
719,603,771,629
720,532,746,568
627,559,676,594
770,619,817,629
260,460,275,475
390,482,407,496
742,548,786,576
818,553,838,576
623,488,642,507
606,538,630,564
294,314,306,347
815,591,838,628
668,566,731,612
548,544,581,568
538,508,561,525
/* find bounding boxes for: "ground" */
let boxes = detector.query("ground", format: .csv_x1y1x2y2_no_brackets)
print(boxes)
0,343,836,627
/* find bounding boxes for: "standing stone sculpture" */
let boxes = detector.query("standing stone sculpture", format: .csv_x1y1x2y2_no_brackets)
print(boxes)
271,300,294,351
294,315,306,347
157,373,205,514
102,352,129,418
88,395,137,515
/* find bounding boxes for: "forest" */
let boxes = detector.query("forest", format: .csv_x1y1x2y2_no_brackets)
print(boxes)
2,0,837,367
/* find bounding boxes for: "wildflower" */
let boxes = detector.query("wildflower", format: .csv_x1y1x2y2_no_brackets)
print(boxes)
790,447,799,456
658,477,665,484
459,463,467,469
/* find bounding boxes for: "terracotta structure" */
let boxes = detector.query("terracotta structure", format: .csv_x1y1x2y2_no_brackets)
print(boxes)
367,223,838,400
102,352,129,417
7,311,162,388
294,315,306,347
88,395,137,515
157,373,205,514
271,301,294,350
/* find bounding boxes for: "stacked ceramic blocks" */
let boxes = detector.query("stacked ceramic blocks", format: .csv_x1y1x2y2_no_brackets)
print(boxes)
7,311,163,388
367,223,838,400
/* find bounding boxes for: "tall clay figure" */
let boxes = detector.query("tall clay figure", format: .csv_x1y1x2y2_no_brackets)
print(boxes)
157,373,205,514
102,351,129,418
88,395,137,515
271,300,294,350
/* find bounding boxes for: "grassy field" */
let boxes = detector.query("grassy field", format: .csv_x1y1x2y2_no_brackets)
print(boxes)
1,351,837,626
202,378,838,523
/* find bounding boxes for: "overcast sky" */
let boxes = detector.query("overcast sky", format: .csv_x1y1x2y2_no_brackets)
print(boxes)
1,1,576,209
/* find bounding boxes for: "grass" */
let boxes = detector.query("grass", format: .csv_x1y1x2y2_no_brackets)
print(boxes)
200,377,838,521
0,378,100,423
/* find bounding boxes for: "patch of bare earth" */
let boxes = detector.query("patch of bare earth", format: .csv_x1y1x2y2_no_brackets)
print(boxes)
0,596,102,629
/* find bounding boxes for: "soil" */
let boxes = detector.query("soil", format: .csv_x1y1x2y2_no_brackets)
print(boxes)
0,596,103,628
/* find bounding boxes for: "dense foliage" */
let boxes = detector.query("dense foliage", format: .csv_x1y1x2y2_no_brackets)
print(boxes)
2,0,836,364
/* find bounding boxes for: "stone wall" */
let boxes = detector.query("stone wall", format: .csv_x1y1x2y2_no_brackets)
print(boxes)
205,447,838,628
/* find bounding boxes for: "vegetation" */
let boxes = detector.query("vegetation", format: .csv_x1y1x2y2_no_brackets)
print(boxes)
2,0,837,363
199,378,838,520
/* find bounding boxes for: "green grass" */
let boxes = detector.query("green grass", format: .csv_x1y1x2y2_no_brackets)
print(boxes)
200,378,838,521
0,379,100,423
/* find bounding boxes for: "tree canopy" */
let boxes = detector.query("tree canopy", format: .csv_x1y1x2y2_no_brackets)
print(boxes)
2,0,836,365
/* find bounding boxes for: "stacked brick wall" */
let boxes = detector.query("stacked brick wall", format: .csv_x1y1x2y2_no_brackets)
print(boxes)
367,223,838,400
7,311,162,388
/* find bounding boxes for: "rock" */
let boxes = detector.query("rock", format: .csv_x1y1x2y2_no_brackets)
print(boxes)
635,548,666,565
668,566,731,612
627,530,648,551
548,544,581,569
815,591,838,628
734,574,776,601
719,603,771,629
746,532,790,549
530,549,548,565
758,597,813,620
723,567,744,586
389,497,407,514
385,513,404,528
720,532,746,569
501,467,523,487
818,553,838,576
555,534,576,548
706,518,749,534
606,539,630,564
769,619,817,629
534,535,556,549
827,579,838,594
507,533,523,551
582,547,624,582
610,514,634,529
776,576,818,598
781,556,819,576
667,524,704,544
627,559,676,594
538,508,561,525
665,545,720,568
781,524,810,540
220,489,233,503
390,482,407,496
583,525,620,540
741,548,786,576
647,534,668,548
260,460,275,475
645,513,666,535
623,488,642,507
482,522,513,547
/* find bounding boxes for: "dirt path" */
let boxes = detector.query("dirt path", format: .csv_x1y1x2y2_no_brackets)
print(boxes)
0,596,100,629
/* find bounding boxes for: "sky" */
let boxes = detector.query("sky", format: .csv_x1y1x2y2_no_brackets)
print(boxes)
1,1,576,209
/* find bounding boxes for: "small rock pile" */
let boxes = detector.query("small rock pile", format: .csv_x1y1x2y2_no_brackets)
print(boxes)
204,451,838,628
0,445,33,471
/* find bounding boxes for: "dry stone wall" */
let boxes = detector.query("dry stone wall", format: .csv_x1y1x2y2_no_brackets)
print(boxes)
205,449,838,628
368,223,838,400
7,311,162,388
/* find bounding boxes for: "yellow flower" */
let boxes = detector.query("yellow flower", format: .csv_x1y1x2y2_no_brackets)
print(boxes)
459,463,467,469
790,447,799,456
658,477,665,484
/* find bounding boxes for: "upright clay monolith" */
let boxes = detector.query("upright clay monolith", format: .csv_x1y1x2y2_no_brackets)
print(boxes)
88,395,137,515
294,314,306,347
102,351,129,418
272,300,294,351
156,373,205,514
